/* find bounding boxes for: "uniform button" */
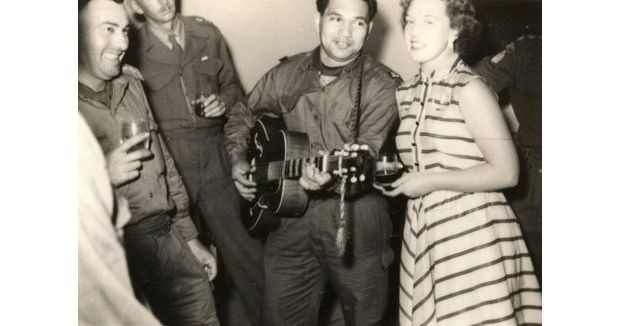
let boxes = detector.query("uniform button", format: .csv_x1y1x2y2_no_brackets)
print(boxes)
412,143,417,147
415,121,419,125
344,121,350,127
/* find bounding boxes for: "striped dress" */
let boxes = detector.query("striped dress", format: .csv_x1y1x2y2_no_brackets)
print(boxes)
396,58,542,326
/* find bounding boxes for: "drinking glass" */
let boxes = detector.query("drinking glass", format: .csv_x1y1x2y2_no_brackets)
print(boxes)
374,153,403,190
120,118,150,152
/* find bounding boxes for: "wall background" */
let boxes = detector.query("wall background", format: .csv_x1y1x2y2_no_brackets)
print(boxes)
180,0,541,93
181,0,414,92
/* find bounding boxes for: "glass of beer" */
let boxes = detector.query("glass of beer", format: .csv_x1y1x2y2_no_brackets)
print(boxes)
374,153,403,190
120,118,150,152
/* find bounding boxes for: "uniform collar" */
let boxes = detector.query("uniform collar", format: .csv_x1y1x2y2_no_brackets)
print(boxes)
78,74,129,115
144,15,185,50
136,15,210,66
304,47,365,76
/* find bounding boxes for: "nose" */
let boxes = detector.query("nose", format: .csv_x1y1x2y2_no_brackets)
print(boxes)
113,30,129,51
160,0,172,9
407,23,419,37
340,23,352,37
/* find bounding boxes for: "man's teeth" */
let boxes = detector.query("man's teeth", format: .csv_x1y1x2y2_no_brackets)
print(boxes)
103,53,121,61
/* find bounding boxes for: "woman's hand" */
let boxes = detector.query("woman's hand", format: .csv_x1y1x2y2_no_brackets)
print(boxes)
374,172,435,199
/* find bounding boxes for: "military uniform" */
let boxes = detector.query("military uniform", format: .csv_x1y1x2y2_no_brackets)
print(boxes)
127,16,264,324
474,35,542,283
224,49,400,325
78,65,219,325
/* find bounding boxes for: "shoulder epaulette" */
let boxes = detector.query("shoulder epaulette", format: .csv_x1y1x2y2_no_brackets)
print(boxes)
122,64,144,80
389,71,402,81
189,16,215,27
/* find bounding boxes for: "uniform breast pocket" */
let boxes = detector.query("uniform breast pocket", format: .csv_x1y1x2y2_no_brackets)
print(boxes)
195,57,223,95
141,65,177,91
196,57,222,76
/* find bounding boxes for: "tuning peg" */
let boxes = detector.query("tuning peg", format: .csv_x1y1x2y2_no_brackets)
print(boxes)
350,166,357,172
359,175,366,182
350,176,358,183
352,144,360,151
360,144,369,150
344,144,351,151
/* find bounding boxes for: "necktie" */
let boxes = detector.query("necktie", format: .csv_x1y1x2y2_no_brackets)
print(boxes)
168,33,183,64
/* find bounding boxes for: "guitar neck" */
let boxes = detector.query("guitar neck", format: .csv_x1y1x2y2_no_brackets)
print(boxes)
264,155,349,182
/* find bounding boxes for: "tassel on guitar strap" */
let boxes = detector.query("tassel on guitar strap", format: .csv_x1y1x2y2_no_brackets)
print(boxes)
335,59,364,257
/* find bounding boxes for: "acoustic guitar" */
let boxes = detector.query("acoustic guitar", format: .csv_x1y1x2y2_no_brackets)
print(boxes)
243,117,372,235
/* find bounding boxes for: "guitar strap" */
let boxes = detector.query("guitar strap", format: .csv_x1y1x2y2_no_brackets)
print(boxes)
335,59,364,257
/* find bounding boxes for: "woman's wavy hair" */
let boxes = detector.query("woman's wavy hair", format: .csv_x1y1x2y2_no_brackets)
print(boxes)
400,0,481,55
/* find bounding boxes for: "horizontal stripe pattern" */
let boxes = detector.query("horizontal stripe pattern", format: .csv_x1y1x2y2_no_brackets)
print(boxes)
396,59,541,325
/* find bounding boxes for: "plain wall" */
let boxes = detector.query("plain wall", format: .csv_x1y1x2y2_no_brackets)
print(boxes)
180,0,542,92
181,0,414,92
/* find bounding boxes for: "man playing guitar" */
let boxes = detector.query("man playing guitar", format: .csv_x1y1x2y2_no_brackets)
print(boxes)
224,0,400,324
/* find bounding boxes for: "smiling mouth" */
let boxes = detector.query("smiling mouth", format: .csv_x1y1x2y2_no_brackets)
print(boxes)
410,41,425,50
334,40,351,49
103,52,124,63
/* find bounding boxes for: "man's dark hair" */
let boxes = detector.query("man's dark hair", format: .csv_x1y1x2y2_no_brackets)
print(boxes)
79,0,124,12
316,0,378,21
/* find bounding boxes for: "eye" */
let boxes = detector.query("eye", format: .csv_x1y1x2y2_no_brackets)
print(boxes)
105,26,115,33
424,18,434,25
405,18,415,26
329,16,341,22
356,20,367,28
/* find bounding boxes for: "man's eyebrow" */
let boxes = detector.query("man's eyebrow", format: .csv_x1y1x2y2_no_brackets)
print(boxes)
101,21,120,27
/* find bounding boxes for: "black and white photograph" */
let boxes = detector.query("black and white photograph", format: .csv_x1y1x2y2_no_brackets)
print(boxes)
73,0,546,324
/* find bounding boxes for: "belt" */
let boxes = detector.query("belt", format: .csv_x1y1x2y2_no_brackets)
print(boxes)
162,127,223,138
124,213,171,237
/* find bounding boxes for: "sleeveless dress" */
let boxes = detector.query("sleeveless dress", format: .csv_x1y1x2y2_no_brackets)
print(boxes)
395,58,542,325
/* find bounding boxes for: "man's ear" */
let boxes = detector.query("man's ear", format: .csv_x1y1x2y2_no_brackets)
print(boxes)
129,0,144,15
314,12,321,33
367,21,374,39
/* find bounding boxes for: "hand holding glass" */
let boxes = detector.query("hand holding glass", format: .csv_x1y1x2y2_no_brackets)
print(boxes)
374,153,404,190
121,118,150,152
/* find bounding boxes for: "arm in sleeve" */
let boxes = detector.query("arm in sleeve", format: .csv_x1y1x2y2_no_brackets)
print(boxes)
223,68,284,164
213,26,244,108
159,133,199,241
474,43,518,93
356,76,400,158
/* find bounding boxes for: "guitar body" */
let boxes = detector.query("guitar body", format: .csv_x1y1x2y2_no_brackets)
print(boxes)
245,117,311,234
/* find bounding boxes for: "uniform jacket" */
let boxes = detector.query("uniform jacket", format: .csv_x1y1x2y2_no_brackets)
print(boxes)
224,48,401,165
474,35,541,147
128,15,244,132
78,65,198,241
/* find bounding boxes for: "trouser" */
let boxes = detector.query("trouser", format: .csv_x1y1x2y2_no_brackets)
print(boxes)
505,146,542,284
124,214,219,326
163,129,265,325
264,193,394,326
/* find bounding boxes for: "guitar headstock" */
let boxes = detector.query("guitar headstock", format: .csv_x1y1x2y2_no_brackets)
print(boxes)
329,143,372,184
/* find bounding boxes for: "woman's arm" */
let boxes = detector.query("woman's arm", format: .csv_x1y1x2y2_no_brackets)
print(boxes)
383,79,519,198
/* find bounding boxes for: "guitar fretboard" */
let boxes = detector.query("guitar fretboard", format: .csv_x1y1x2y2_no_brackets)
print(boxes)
268,156,324,181
253,155,355,182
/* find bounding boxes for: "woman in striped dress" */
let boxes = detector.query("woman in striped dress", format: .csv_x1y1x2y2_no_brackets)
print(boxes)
375,0,542,324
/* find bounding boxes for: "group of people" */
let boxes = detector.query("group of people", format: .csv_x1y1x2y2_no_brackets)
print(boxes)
78,0,542,325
